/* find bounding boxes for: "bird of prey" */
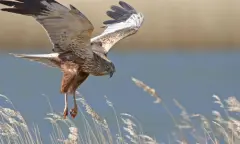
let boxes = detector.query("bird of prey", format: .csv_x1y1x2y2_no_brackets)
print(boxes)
0,0,144,119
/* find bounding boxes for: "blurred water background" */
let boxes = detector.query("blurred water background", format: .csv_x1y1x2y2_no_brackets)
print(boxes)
0,50,240,143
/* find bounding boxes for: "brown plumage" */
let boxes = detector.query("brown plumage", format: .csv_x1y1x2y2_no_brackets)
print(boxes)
0,0,144,119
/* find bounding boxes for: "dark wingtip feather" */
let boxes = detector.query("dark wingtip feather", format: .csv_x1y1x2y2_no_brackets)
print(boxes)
1,8,29,15
110,5,126,15
106,11,122,20
103,19,119,25
103,1,138,25
0,0,56,16
119,1,136,11
0,0,22,7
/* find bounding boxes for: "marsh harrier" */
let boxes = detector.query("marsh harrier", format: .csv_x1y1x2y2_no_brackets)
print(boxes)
0,0,144,118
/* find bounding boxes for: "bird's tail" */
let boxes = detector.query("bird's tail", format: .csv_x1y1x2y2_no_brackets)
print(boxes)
9,53,61,68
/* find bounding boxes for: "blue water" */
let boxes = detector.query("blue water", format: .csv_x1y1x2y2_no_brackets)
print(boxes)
0,50,240,143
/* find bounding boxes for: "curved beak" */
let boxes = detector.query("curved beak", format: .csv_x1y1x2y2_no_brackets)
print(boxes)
109,62,116,78
109,71,114,78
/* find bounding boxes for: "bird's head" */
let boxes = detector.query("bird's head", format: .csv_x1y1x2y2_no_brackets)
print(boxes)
106,62,116,78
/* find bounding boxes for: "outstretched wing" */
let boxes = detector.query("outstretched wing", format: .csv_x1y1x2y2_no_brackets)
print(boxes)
91,1,144,55
0,0,94,58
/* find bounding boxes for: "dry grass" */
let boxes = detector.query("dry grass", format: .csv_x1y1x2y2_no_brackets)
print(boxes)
0,77,239,144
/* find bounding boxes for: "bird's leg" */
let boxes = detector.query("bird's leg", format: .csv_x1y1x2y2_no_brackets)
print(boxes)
63,93,68,119
70,91,78,118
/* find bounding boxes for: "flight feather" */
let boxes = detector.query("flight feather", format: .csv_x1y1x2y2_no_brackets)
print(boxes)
91,1,144,55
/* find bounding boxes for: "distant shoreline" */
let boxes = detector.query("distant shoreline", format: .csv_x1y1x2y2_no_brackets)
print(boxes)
0,0,240,50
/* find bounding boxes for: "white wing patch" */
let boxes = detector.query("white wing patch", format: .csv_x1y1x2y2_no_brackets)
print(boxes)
102,13,144,35
10,53,61,68
91,6,144,54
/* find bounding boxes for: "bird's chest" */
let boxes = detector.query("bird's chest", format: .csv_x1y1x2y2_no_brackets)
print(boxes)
60,62,89,94
61,62,82,74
